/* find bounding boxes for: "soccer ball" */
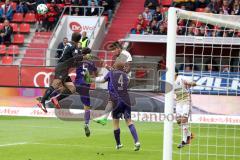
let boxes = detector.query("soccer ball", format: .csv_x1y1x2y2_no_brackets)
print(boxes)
37,4,48,15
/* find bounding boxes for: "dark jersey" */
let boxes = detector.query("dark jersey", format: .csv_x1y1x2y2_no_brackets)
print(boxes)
104,70,130,105
58,42,81,63
75,60,97,85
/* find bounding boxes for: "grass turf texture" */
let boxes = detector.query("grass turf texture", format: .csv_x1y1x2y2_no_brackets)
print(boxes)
0,116,239,160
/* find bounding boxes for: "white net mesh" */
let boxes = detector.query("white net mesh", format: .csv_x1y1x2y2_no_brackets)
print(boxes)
168,8,240,160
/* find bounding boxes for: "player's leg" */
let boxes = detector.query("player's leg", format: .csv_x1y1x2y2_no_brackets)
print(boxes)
124,103,140,151
112,104,123,149
76,85,91,137
113,119,123,149
37,79,62,112
176,102,193,148
93,100,113,125
51,78,75,108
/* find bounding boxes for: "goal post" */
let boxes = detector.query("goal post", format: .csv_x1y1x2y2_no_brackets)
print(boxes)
163,7,177,160
164,7,240,160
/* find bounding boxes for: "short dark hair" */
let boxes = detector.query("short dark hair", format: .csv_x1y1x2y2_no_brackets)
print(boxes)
71,32,81,43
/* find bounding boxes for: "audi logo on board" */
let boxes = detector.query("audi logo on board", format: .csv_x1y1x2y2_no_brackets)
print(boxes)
33,72,76,87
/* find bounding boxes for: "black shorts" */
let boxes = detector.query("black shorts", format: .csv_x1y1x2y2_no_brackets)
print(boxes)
54,62,72,83
112,100,131,120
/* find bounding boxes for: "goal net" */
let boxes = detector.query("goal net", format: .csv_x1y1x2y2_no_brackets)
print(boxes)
164,8,240,160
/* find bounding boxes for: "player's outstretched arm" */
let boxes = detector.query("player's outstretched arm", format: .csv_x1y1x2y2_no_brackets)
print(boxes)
91,76,106,83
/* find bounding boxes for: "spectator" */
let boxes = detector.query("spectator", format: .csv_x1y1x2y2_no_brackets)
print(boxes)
142,6,153,22
88,0,99,6
45,6,58,31
79,31,90,48
150,19,159,34
0,0,14,22
187,23,196,36
157,58,166,70
26,0,46,12
195,0,210,9
86,1,99,16
152,6,163,22
220,0,230,15
134,13,148,29
0,19,13,44
56,37,68,59
155,23,167,35
130,24,144,34
72,7,82,16
16,0,29,14
144,0,159,14
144,24,153,34
101,0,115,22
206,0,221,13
230,0,240,15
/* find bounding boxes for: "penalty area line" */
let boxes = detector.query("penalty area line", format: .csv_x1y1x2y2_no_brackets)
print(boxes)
0,142,28,147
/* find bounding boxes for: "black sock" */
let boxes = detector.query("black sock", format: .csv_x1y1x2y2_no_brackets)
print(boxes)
41,86,55,104
114,128,121,145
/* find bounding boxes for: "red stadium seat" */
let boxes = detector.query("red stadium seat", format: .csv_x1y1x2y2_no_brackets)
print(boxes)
196,8,205,12
13,34,24,44
2,55,13,64
161,0,172,6
10,23,19,33
19,23,30,33
24,13,36,23
6,45,19,55
0,44,6,54
12,13,24,22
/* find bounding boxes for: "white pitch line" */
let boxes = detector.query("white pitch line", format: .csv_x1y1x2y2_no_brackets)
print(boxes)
0,142,27,147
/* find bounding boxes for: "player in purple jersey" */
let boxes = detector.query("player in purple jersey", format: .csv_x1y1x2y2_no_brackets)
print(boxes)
93,62,140,151
75,48,98,137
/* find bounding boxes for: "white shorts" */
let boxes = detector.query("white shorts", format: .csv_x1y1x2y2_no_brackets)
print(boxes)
176,101,191,117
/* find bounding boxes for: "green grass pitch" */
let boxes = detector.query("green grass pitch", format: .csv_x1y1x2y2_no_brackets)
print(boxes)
0,116,239,160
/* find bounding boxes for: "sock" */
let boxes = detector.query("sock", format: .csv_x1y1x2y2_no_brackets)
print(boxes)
41,86,55,104
114,128,121,145
102,101,113,119
182,124,190,143
84,110,90,125
128,124,139,143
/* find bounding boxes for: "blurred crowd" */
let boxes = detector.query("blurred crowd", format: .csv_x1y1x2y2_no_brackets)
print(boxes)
0,0,118,32
130,0,240,37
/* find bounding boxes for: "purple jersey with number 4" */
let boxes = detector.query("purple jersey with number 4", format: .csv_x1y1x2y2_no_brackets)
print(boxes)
104,70,130,106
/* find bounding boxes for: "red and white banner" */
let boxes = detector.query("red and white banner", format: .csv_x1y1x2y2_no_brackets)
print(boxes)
67,16,98,39
1,107,240,125
20,66,54,87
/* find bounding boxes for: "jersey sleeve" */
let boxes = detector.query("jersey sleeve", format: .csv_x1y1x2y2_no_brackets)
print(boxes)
104,71,111,81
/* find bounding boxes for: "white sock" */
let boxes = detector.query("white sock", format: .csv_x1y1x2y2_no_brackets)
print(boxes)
182,124,190,143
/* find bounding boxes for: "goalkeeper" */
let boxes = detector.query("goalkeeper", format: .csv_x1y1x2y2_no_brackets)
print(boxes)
174,68,196,148
37,32,84,113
